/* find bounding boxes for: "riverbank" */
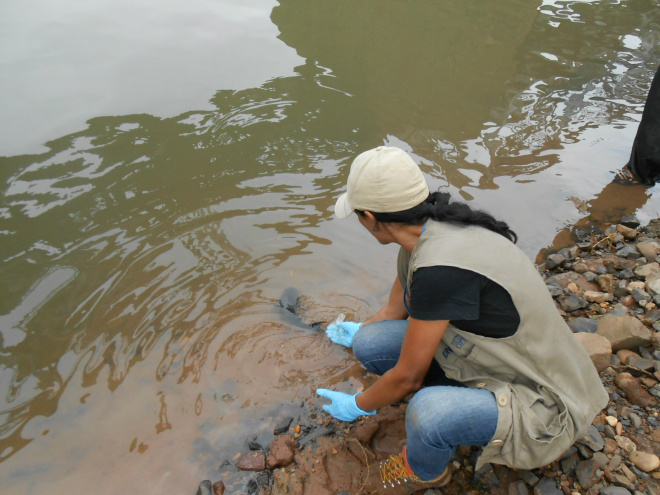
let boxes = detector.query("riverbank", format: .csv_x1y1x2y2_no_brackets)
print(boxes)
197,217,660,495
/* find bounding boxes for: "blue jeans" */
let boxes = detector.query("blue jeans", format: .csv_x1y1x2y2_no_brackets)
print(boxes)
353,320,499,480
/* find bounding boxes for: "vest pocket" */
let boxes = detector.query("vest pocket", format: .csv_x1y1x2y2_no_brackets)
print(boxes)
511,384,568,442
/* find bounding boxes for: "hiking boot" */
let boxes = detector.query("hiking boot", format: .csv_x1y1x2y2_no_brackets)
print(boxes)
359,447,451,494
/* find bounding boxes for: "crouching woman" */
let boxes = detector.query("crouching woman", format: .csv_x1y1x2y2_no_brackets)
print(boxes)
317,146,608,494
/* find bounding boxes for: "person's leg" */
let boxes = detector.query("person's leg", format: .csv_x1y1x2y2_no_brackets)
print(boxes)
352,320,408,375
405,386,499,480
352,321,463,387
627,64,660,185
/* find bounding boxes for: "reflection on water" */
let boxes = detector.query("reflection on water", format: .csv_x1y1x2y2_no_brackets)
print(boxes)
1,0,659,493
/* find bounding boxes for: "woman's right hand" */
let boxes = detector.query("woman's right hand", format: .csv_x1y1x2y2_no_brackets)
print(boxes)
325,321,362,347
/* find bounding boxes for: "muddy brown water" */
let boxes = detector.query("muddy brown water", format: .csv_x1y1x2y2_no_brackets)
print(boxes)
1,1,659,493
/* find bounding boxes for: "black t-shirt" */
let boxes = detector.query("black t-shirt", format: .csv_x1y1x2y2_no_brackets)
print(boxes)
408,265,520,338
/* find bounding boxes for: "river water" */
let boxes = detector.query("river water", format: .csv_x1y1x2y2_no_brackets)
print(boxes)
1,1,659,493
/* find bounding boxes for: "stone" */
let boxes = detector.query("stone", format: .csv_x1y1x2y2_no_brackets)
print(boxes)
584,291,613,304
560,449,580,475
533,477,562,495
605,415,618,427
647,276,660,297
212,480,225,495
628,412,643,429
598,274,617,294
267,434,296,468
620,215,640,228
626,355,656,371
508,480,530,495
614,373,659,407
596,315,653,351
592,451,609,469
637,240,660,262
617,246,642,259
577,425,605,452
559,294,588,312
617,349,641,364
474,462,498,487
576,459,600,489
237,450,266,471
631,288,652,303
617,224,639,239
568,317,599,333
613,435,637,453
629,451,660,472
518,469,540,487
196,480,213,495
273,417,293,435
634,262,660,280
599,486,632,495
574,333,612,373
546,254,566,270
353,421,380,444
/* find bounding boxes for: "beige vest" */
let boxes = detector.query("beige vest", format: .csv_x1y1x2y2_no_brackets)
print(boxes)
398,220,608,470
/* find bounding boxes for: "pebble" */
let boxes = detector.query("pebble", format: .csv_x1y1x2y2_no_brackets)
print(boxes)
629,451,660,472
606,415,619,427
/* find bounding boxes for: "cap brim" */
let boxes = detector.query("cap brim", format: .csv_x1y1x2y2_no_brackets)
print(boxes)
334,192,353,219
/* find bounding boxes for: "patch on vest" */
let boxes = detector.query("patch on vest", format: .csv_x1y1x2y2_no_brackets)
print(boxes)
441,346,453,359
451,334,468,349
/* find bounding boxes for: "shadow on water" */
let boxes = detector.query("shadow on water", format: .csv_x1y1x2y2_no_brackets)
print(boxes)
0,1,659,494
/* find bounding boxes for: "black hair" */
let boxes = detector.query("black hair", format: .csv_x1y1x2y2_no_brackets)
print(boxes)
355,191,517,243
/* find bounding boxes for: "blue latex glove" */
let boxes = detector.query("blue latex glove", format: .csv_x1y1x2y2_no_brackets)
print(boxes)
316,389,376,421
325,321,362,348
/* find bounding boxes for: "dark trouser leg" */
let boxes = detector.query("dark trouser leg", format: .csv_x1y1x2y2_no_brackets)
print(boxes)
629,64,660,185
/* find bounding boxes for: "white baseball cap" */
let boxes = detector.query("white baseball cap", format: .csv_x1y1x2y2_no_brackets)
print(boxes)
334,146,429,219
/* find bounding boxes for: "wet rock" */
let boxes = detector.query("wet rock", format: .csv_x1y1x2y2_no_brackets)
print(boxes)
518,469,540,487
574,332,612,373
596,315,653,351
634,262,660,280
576,459,600,489
629,451,660,472
272,468,303,495
508,480,530,495
474,462,498,487
352,420,379,444
347,438,375,465
196,480,213,495
617,246,642,259
298,426,333,446
600,487,632,495
212,481,225,495
617,224,639,240
560,294,588,312
620,216,640,229
532,477,562,495
546,254,566,270
560,448,580,475
577,424,605,452
598,273,617,294
614,373,659,407
647,277,660,297
267,434,296,468
614,435,637,453
637,240,660,262
584,291,613,304
237,451,266,471
568,317,599,333
273,417,293,435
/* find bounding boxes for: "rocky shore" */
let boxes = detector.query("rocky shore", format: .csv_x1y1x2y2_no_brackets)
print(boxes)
196,218,660,495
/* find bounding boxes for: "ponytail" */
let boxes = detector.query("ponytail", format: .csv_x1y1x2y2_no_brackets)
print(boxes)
358,191,517,243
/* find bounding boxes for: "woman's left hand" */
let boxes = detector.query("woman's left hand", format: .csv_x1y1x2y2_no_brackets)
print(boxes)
316,389,376,421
